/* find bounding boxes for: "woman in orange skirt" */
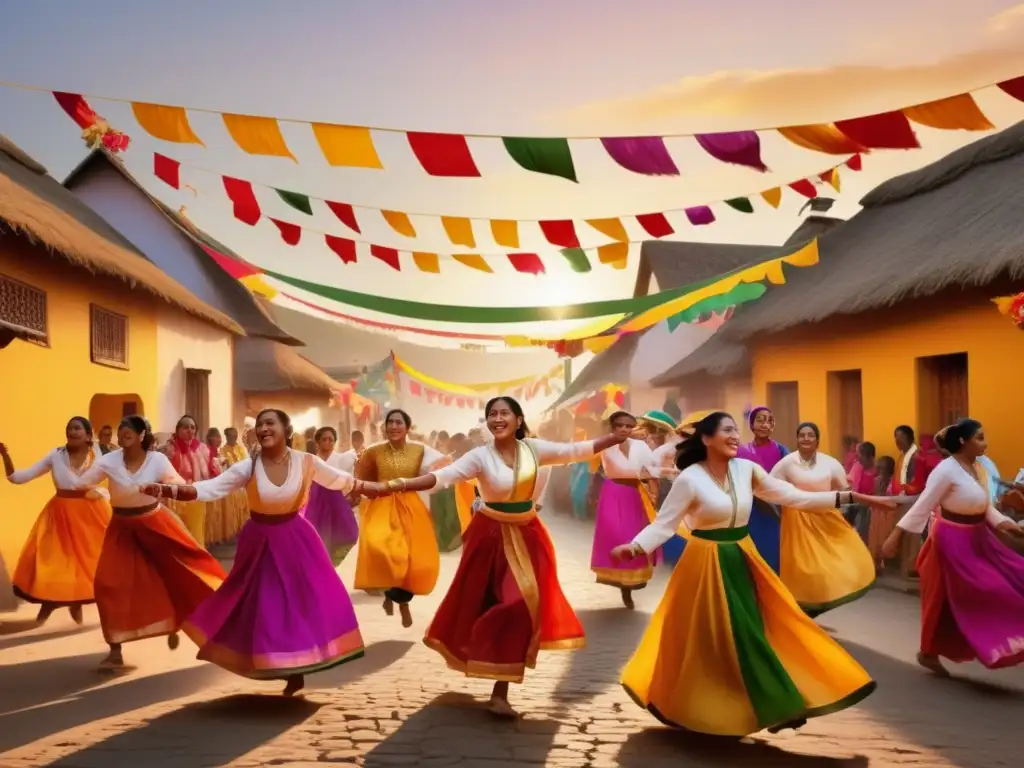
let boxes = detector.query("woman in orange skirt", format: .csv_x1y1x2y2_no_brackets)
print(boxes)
0,417,111,624
389,396,626,716
68,416,226,671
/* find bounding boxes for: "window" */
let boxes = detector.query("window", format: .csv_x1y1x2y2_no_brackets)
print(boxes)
0,272,48,346
90,304,129,368
185,368,211,435
767,381,800,444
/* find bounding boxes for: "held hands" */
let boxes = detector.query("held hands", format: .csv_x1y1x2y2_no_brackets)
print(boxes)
137,482,165,498
610,543,640,561
880,529,903,560
997,520,1024,537
356,481,390,499
855,493,899,509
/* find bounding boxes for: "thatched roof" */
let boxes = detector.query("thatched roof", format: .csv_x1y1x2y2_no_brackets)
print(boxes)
721,121,1024,340
650,214,845,387
234,337,343,394
63,151,298,345
0,136,241,334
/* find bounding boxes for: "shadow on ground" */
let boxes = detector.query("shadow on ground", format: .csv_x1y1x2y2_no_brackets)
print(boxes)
46,694,321,768
617,729,869,767
0,621,92,648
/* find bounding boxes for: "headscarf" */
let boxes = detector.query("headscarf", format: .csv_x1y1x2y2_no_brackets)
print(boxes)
737,405,788,472
169,434,210,484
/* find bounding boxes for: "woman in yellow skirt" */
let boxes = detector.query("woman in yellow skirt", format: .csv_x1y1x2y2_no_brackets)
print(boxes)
771,422,876,616
612,412,890,736
163,415,213,547
0,417,111,624
354,408,448,628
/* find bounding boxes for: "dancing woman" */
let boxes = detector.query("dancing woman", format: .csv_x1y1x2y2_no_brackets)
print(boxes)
301,426,360,565
613,412,889,736
1,417,112,625
140,409,380,696
353,408,448,628
382,396,626,717
881,419,1024,677
770,422,876,616
67,416,226,671
591,411,672,609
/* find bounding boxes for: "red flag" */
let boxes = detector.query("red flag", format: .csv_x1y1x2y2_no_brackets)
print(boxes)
325,235,357,264
456,397,466,408
999,76,1024,102
326,201,361,233
539,220,580,248
845,153,863,171
271,218,301,245
409,380,422,397
53,92,98,129
370,245,401,271
835,112,919,150
153,153,180,189
407,132,481,177
788,178,818,198
636,212,675,238
507,253,545,274
223,177,261,225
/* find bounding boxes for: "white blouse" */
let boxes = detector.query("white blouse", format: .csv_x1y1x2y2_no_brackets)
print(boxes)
770,451,849,492
633,458,838,553
897,457,1014,534
7,447,107,495
432,438,597,502
601,438,663,479
191,449,355,502
334,449,357,474
650,439,679,468
534,466,551,504
71,449,184,508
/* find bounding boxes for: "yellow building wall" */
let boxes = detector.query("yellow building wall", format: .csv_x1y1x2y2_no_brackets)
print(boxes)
0,240,161,573
750,289,1024,475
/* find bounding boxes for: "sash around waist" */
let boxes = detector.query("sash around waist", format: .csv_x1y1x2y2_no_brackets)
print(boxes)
480,499,537,525
55,489,88,499
250,510,300,525
609,477,642,487
691,526,750,542
940,508,985,525
112,502,159,517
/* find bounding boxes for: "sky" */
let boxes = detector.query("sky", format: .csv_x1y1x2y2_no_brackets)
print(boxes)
2,1,1024,371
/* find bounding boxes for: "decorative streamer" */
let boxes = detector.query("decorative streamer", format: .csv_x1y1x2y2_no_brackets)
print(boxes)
222,114,296,160
131,103,203,144
381,210,417,238
833,111,919,150
406,131,481,177
539,220,580,248
695,131,767,171
902,93,994,131
776,124,865,155
312,123,383,168
276,189,313,216
271,218,302,245
441,216,476,247
502,137,577,182
682,207,714,227
599,137,680,176
490,220,520,248
222,177,261,225
508,253,546,275
325,200,361,233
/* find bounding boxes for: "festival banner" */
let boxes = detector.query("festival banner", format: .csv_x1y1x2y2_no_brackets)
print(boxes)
31,74,1022,181
146,149,859,274
393,353,564,402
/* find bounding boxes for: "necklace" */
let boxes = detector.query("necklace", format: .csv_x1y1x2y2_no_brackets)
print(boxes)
701,461,739,528
798,452,817,469
265,450,291,466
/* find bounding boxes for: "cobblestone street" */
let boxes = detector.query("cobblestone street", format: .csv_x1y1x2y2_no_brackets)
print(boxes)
1,513,1021,767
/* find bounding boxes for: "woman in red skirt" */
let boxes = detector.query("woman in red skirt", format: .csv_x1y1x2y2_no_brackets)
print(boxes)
385,396,625,716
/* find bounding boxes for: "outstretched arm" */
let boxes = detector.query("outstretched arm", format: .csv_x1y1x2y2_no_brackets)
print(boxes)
531,434,626,467
753,465,889,510
2,447,53,484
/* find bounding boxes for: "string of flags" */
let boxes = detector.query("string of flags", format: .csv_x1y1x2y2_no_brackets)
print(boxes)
29,76,1021,182
393,353,564,403
144,150,857,276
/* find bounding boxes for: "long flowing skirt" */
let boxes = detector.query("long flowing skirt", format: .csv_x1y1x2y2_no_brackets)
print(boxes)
748,499,782,573
780,506,875,617
454,480,476,532
424,510,585,682
165,498,208,548
205,490,249,546
94,506,226,644
430,486,463,552
591,481,661,588
354,490,439,595
917,517,1024,668
182,514,364,679
621,526,875,736
302,484,359,564
13,494,111,605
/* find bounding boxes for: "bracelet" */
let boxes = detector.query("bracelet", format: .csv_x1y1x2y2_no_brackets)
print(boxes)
846,491,854,505
170,484,179,500
835,491,841,508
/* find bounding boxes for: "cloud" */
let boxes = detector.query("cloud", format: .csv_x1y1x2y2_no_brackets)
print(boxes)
554,17,1024,134
988,4,1024,35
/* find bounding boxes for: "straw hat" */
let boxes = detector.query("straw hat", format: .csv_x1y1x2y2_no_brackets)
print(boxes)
636,410,678,433
676,409,718,435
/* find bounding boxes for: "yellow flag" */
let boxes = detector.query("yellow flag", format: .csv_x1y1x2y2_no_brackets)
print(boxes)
312,123,383,168
903,93,994,131
239,275,278,299
597,242,629,269
760,187,782,208
452,254,492,272
381,210,416,238
131,103,203,144
490,220,519,248
586,217,629,242
412,252,441,273
441,217,476,247
222,114,295,160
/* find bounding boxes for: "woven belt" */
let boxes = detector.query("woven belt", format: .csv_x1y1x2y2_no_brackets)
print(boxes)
940,508,984,525
112,502,159,517
250,510,300,525
55,489,88,499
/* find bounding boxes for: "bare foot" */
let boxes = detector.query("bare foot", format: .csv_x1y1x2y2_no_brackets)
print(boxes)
35,605,55,625
69,605,84,625
167,632,180,650
283,674,305,697
98,652,131,673
620,588,635,610
399,603,413,628
383,597,394,616
486,696,518,718
917,651,950,677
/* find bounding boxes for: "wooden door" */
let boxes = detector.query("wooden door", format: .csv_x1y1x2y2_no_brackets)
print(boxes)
185,368,211,435
767,381,799,447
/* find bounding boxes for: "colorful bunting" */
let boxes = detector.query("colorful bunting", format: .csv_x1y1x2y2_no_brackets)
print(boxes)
271,218,301,245
490,220,520,248
695,131,767,171
222,177,261,225
833,111,919,150
903,93,994,131
370,244,401,271
760,187,782,208
412,252,441,273
222,114,295,160
599,137,680,176
724,198,755,214
998,76,1024,102
325,200,361,233
153,153,180,189
560,248,592,273
776,124,865,155
683,207,714,226
441,216,476,247
276,189,313,215
381,210,417,238
501,137,577,182
508,253,546,275
788,178,818,199
312,123,383,168
131,103,203,144
539,220,580,248
407,132,480,177
325,234,358,264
